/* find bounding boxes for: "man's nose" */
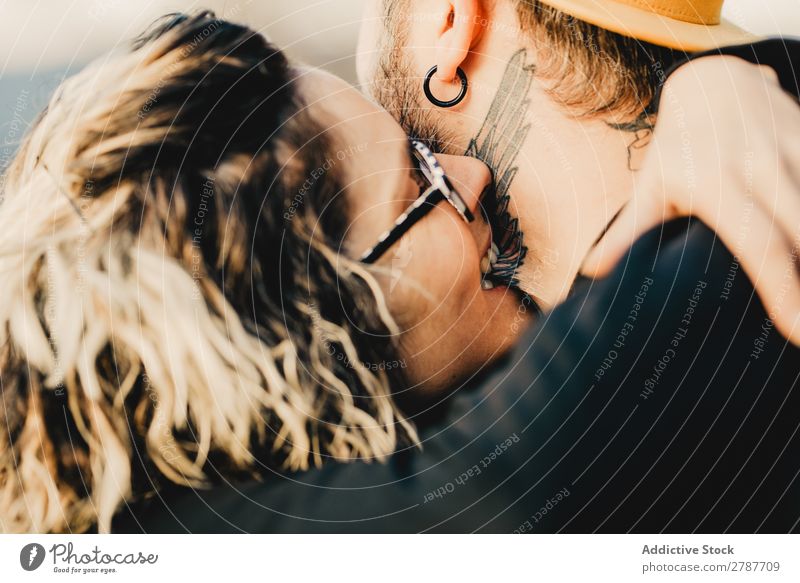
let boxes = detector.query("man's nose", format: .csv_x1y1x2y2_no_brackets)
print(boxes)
436,154,493,218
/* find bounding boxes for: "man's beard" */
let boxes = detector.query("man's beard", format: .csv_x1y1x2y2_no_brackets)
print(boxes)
368,14,456,155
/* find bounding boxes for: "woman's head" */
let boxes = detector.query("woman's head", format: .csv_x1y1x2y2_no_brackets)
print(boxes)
0,12,528,533
297,67,530,394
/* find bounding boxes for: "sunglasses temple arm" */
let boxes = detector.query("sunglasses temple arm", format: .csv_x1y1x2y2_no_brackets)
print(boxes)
361,189,445,264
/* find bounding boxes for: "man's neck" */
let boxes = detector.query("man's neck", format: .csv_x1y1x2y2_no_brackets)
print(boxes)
460,44,650,307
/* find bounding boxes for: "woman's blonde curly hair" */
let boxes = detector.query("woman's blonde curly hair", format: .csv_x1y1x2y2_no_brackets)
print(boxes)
0,12,416,534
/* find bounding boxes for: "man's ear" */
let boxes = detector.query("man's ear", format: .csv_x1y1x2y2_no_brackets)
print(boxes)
434,0,484,82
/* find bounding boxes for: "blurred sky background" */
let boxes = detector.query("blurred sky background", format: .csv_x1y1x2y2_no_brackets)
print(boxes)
1,0,799,169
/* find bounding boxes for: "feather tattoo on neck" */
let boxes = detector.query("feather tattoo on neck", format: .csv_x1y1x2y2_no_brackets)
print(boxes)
465,49,534,294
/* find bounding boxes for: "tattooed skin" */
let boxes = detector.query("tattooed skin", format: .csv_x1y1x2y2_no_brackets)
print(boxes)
607,112,655,171
465,49,535,294
463,48,654,300
466,49,535,204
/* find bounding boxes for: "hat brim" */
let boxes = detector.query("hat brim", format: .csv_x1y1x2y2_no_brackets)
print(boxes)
538,0,761,52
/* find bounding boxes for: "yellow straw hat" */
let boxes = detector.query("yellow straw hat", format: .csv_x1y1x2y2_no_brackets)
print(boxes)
536,0,760,51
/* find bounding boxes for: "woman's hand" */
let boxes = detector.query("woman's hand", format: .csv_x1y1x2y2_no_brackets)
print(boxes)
582,55,800,344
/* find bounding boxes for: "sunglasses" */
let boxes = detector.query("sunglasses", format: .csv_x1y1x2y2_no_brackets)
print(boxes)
360,140,475,264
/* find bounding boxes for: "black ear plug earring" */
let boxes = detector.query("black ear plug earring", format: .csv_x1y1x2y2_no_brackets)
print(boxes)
423,66,468,108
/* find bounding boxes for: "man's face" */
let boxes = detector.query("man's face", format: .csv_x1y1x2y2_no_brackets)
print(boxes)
357,0,636,310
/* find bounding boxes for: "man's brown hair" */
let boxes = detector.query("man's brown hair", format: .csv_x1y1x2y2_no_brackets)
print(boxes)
515,0,684,120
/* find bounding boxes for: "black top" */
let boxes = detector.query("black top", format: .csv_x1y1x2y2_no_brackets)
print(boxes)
115,38,800,533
